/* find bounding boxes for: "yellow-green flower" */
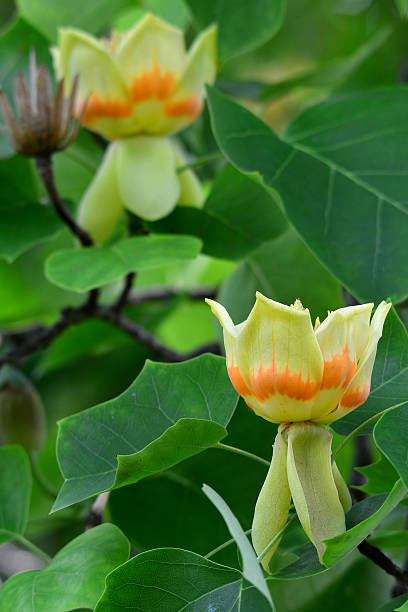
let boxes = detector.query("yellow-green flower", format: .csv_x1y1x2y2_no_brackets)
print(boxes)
207,293,391,569
53,14,217,242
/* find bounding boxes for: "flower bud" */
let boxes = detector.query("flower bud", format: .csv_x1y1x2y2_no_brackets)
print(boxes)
0,366,46,453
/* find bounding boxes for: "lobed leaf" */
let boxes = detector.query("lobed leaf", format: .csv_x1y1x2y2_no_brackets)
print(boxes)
0,445,32,545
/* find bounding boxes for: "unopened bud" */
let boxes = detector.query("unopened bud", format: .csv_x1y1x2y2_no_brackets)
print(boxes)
0,366,46,453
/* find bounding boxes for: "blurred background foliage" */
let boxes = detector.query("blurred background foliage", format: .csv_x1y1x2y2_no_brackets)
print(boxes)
0,0,407,610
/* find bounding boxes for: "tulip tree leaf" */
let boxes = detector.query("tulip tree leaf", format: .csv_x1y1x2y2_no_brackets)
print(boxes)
374,596,408,612
368,530,408,550
322,480,407,566
0,205,64,262
151,164,287,260
95,547,270,612
202,484,274,608
374,404,408,489
16,0,132,42
53,354,238,511
45,235,202,292
207,86,408,304
333,308,408,435
186,0,285,62
0,445,32,545
355,454,399,495
0,524,130,612
218,228,343,323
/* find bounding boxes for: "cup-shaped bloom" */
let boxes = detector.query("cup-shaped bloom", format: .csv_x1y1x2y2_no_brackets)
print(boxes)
206,293,391,424
52,14,217,139
52,14,216,242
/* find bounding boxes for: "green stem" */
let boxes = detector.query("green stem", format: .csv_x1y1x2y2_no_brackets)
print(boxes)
16,535,52,563
332,404,403,458
257,514,296,562
177,152,223,173
205,528,252,559
30,454,58,499
214,442,270,467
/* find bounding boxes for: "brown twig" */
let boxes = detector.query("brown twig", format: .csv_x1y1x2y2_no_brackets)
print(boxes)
112,272,136,312
85,492,110,530
35,155,93,247
0,296,221,366
358,540,408,591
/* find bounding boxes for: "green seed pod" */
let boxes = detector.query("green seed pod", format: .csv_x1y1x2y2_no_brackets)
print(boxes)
252,425,291,572
0,366,46,453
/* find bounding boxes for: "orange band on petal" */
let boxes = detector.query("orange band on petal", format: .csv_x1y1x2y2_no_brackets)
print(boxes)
131,61,177,103
321,346,356,390
165,95,203,119
227,362,252,396
251,362,319,402
81,92,132,124
341,383,370,409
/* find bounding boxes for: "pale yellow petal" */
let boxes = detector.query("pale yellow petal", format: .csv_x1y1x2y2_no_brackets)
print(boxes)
252,426,291,573
286,422,345,562
115,136,180,221
322,301,391,424
78,142,123,243
172,141,204,208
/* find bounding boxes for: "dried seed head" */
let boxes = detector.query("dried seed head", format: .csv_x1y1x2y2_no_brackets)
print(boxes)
0,51,85,157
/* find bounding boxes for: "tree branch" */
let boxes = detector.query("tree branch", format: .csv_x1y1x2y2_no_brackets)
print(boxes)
0,295,221,366
358,540,408,591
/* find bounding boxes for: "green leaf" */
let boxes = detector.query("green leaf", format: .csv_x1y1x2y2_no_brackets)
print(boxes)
152,165,287,260
375,596,408,612
16,0,132,41
53,354,238,511
0,524,129,611
207,86,408,303
203,484,274,608
186,0,285,62
0,155,38,206
0,445,32,545
95,547,263,612
374,404,408,489
333,309,408,435
368,529,408,550
45,235,202,292
0,205,63,262
356,454,399,495
218,228,343,323
322,480,407,566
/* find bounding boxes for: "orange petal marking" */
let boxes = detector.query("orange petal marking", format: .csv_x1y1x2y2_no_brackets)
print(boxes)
251,362,320,402
321,346,357,390
165,95,203,119
340,383,370,409
227,361,252,396
81,92,132,125
131,60,177,103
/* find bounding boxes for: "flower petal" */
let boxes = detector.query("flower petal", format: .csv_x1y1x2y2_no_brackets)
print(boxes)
238,293,324,422
54,28,128,103
78,142,124,243
252,426,291,572
322,301,391,424
286,422,345,562
116,13,185,81
312,304,373,422
163,24,217,133
115,136,180,221
172,141,204,208
332,461,352,512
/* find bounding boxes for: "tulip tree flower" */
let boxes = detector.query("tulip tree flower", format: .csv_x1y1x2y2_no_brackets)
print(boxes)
53,14,217,242
206,293,391,570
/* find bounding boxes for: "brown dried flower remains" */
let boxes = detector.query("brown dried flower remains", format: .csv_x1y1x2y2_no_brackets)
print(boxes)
0,52,85,157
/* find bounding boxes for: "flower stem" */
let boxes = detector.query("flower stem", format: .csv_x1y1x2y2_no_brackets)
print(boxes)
256,514,296,562
205,528,252,559
177,152,223,173
213,442,270,467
